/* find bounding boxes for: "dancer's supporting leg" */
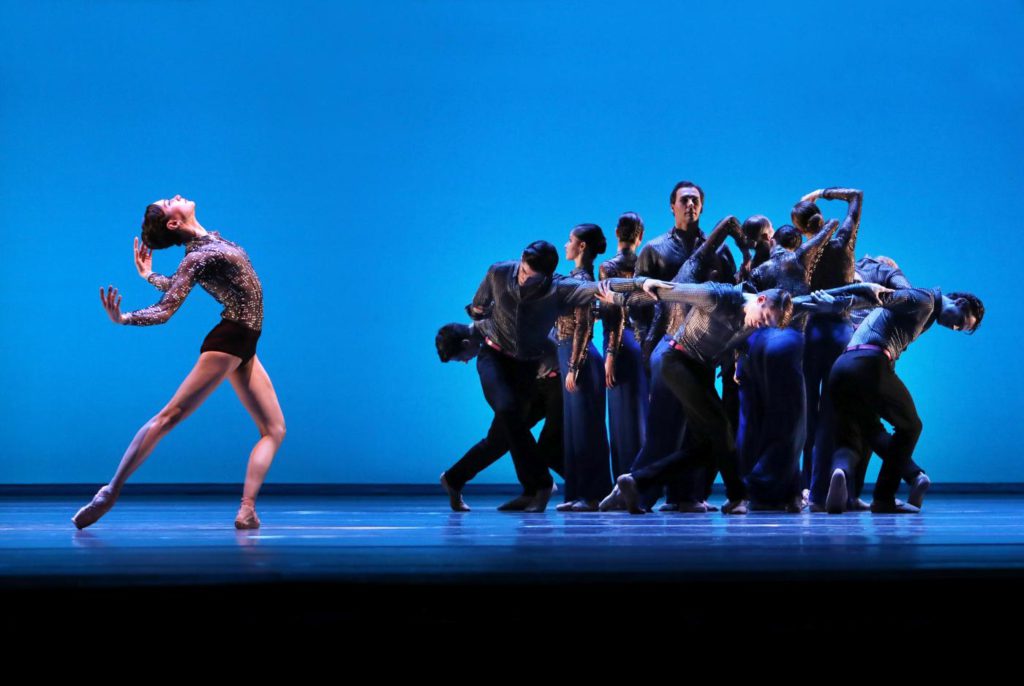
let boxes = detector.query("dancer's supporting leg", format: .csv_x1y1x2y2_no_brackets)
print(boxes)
228,355,286,528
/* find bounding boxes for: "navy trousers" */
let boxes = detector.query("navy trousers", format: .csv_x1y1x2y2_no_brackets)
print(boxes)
737,327,806,505
605,328,649,478
445,375,565,494
476,345,552,493
804,315,854,505
557,341,612,502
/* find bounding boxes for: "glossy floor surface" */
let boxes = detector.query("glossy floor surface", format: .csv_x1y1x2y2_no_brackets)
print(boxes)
3,493,1024,586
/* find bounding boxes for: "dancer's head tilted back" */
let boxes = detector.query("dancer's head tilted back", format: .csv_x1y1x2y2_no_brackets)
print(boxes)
141,195,197,249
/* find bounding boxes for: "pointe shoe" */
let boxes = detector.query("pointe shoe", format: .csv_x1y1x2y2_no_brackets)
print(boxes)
616,474,645,515
440,472,470,512
825,469,848,515
570,499,599,512
524,486,554,513
234,499,261,530
72,485,119,530
721,499,749,515
870,499,920,514
555,500,578,512
599,486,624,511
497,494,533,511
908,473,931,509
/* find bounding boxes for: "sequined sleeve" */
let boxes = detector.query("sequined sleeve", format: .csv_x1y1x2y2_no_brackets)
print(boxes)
796,219,839,283
122,251,209,326
652,282,733,309
147,273,172,292
599,262,626,357
557,276,642,309
822,187,863,261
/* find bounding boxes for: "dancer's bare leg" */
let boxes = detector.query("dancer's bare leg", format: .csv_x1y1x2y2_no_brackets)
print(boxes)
73,351,241,528
228,355,285,527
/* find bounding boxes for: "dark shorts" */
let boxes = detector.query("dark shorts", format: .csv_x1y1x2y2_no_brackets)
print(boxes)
200,319,261,364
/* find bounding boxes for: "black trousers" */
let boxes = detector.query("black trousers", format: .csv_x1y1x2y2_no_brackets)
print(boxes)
631,348,746,502
475,345,554,493
445,375,565,494
828,350,925,502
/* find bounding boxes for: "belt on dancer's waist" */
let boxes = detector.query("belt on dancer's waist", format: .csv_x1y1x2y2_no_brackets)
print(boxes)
845,344,892,361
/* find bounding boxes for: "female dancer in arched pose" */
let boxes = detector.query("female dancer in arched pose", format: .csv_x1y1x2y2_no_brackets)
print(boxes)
73,195,285,530
554,223,612,511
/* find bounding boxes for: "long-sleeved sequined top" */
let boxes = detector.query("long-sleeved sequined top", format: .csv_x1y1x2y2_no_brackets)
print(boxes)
808,188,863,294
125,232,263,330
848,287,940,364
467,260,643,361
554,266,598,372
598,249,637,358
851,256,912,329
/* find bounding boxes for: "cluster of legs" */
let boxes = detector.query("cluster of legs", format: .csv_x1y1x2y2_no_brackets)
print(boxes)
440,370,564,512
615,347,746,515
73,351,286,530
823,349,929,514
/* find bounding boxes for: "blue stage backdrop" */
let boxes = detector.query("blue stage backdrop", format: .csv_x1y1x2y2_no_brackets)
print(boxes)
1,1,1021,485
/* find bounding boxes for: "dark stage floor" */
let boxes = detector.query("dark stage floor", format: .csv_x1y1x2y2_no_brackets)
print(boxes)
3,493,1024,636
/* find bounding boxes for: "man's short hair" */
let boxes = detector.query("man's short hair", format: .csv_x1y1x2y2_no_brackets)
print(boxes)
522,240,559,276
616,212,644,243
435,323,473,362
669,180,705,206
947,291,985,334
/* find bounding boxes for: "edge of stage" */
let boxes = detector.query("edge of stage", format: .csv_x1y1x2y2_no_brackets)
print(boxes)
3,486,1024,637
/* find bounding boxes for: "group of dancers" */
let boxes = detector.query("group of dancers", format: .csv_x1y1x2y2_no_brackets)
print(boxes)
436,180,984,515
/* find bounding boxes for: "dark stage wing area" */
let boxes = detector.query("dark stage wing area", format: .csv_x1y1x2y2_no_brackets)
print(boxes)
3,492,1024,638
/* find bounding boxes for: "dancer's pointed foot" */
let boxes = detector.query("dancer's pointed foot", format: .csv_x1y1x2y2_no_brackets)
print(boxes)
908,473,931,509
658,502,680,512
870,498,920,514
555,500,578,512
72,484,119,530
826,469,848,514
598,486,624,511
701,500,719,512
524,486,553,513
721,499,749,515
440,472,470,512
570,499,599,512
497,494,533,511
234,497,261,530
616,474,645,515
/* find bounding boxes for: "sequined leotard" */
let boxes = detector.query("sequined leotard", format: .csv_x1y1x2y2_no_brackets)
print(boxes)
123,232,264,331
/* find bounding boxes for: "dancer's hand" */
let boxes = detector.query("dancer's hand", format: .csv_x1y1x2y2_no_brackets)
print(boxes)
642,279,672,296
861,282,893,305
604,355,616,388
99,285,124,324
565,369,578,393
134,237,153,279
595,280,616,305
801,189,824,203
